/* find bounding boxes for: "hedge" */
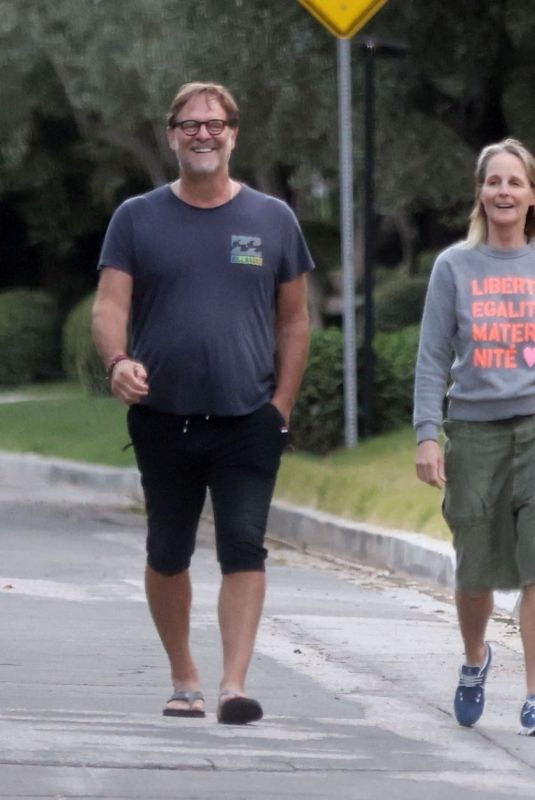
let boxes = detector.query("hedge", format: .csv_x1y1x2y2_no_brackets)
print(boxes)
290,327,345,454
62,292,108,395
290,324,421,453
374,276,428,333
0,289,62,386
372,324,420,434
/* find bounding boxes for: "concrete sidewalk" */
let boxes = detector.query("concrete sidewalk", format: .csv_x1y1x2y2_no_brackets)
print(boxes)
0,450,520,616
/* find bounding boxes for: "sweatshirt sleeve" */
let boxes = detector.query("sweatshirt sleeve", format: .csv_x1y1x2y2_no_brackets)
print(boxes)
413,253,457,443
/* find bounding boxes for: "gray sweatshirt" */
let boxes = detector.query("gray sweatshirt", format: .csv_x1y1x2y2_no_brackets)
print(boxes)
414,242,535,443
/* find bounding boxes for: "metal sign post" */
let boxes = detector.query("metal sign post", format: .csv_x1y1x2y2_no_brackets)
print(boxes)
298,0,389,447
361,38,407,437
337,38,357,447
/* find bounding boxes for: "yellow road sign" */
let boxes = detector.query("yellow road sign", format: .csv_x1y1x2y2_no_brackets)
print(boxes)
298,0,388,39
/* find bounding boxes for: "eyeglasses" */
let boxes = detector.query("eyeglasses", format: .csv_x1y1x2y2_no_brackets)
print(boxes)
170,119,236,136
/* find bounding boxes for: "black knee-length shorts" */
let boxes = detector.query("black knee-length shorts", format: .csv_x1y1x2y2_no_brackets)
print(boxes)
127,403,288,575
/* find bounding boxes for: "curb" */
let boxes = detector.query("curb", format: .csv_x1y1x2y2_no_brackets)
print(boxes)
0,451,519,615
0,451,142,501
267,499,455,587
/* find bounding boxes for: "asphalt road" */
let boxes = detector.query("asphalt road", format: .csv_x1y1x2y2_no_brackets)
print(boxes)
1,485,535,799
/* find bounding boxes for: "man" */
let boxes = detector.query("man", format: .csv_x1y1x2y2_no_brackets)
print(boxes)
92,82,313,724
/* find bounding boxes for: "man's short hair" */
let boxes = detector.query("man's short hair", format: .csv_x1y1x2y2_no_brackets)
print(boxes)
167,82,239,128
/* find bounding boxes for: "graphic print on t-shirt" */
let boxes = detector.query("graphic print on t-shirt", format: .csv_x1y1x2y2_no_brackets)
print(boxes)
471,275,535,368
230,235,264,266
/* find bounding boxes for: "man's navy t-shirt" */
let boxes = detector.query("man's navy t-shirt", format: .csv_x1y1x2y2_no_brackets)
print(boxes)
98,184,314,416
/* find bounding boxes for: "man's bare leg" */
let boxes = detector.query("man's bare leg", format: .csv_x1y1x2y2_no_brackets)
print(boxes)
218,570,265,696
145,565,204,713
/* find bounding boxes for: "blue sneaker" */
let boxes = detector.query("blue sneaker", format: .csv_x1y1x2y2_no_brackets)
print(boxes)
519,696,535,736
454,642,492,727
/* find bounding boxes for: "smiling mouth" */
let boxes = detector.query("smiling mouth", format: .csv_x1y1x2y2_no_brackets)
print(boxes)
192,147,215,153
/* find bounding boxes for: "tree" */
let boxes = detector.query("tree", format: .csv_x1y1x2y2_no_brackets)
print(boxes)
0,0,340,301
367,0,535,267
3,0,535,297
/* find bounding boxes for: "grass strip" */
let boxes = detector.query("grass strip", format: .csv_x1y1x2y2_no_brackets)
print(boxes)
277,426,448,540
0,383,135,467
0,382,448,539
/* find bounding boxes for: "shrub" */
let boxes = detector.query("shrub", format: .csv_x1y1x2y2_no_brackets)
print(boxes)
291,324,421,453
372,324,420,433
300,220,340,281
374,276,428,332
290,327,345,454
0,289,63,386
62,293,108,395
414,249,441,276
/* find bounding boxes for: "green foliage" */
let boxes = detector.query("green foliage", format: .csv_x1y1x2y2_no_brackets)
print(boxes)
291,328,345,455
5,0,535,304
291,323,421,453
0,289,62,385
373,324,420,434
62,292,107,395
300,220,340,281
374,277,428,332
413,249,442,276
0,289,61,386
0,0,339,198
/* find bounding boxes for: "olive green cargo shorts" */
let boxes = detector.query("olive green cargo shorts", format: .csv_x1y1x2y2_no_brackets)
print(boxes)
443,416,535,593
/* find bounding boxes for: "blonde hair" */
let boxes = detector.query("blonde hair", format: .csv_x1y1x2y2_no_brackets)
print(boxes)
464,138,535,248
167,82,239,129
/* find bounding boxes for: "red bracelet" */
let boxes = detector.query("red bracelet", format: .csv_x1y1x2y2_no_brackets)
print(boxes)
107,353,130,380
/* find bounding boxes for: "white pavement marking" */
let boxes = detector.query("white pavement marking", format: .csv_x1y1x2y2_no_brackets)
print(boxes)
0,578,146,603
0,709,377,766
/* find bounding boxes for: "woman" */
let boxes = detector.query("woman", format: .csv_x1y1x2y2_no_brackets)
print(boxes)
414,138,535,735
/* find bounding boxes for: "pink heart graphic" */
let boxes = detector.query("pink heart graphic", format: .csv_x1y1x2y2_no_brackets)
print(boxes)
523,347,535,368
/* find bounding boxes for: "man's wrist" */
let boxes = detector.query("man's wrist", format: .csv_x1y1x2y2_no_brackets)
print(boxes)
271,397,292,424
106,353,130,380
